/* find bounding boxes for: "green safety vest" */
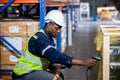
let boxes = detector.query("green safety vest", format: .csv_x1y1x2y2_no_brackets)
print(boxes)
13,29,50,75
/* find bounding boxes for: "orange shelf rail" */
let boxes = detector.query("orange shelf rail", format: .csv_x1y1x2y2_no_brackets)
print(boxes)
0,0,70,6
0,0,39,4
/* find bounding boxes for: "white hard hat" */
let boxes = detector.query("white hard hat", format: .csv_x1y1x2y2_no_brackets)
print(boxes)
45,10,65,27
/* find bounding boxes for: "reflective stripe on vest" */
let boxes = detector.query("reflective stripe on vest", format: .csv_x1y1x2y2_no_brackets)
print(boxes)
23,52,42,66
17,62,32,73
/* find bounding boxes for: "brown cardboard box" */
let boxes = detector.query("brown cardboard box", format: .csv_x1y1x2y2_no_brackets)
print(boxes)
26,21,40,36
0,20,40,37
0,64,14,70
0,21,26,36
0,64,14,80
0,73,12,80
0,37,27,64
1,50,19,64
1,36,27,51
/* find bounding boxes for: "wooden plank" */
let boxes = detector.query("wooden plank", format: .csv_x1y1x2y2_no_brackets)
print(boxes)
99,25,120,80
102,34,110,80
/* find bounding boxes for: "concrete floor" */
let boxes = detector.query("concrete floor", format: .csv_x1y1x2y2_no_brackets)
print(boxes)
61,20,120,80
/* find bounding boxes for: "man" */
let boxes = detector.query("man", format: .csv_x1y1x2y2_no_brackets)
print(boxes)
12,10,97,80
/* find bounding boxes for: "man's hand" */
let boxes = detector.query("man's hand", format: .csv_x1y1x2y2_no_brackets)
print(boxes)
82,58,97,68
71,58,97,68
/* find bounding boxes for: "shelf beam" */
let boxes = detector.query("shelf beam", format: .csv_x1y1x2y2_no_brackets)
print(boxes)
0,0,39,4
0,0,78,6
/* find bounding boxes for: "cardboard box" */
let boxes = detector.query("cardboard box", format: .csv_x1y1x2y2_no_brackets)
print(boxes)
1,36,27,51
0,37,27,64
0,73,12,80
1,51,19,64
0,19,40,37
0,21,26,36
26,21,40,36
0,64,14,80
0,64,14,70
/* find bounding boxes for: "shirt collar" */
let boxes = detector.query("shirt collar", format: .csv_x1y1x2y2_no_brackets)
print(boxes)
43,28,54,42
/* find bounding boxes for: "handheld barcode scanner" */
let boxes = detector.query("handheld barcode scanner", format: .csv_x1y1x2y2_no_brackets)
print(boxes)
92,56,101,61
88,56,101,69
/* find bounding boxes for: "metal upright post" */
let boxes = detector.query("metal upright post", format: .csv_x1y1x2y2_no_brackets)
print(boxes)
66,5,69,46
40,0,45,29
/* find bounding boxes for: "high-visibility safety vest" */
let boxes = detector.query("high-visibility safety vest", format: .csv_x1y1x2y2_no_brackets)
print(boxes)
13,29,50,75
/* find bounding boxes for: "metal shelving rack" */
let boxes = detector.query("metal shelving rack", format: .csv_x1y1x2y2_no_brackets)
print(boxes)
0,0,79,73
0,0,45,73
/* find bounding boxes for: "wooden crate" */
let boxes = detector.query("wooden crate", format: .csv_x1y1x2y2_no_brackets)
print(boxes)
94,25,120,80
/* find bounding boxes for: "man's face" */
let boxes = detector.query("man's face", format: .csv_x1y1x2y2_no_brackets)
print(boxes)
47,22,61,38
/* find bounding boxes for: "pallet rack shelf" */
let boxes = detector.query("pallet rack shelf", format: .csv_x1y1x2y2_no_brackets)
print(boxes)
0,0,45,73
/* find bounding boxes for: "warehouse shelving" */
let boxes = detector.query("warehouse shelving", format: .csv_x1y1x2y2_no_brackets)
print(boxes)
0,0,45,74
0,0,77,74
0,1,79,78
0,0,39,4
0,0,78,6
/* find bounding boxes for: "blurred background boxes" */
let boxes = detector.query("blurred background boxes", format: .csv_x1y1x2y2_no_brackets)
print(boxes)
97,6,118,20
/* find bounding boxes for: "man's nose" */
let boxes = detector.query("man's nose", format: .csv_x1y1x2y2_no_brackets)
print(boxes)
57,29,61,32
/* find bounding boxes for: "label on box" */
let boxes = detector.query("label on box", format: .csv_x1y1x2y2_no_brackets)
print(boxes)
9,25,19,33
3,37,22,51
10,55,18,62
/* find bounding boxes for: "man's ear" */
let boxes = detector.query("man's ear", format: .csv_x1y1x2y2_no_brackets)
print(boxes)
46,23,50,28
47,23,54,28
46,23,52,31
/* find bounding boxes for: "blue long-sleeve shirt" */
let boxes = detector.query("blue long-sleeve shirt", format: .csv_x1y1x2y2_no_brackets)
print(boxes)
28,28,73,68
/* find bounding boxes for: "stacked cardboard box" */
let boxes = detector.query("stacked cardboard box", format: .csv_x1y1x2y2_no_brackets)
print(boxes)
0,19,39,80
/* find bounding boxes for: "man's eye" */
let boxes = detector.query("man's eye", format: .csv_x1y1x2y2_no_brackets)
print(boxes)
56,28,59,30
54,27,59,30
